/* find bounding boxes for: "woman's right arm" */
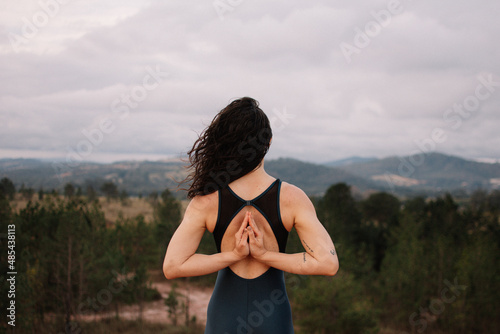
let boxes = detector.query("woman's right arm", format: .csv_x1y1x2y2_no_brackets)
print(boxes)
163,196,249,279
247,184,339,276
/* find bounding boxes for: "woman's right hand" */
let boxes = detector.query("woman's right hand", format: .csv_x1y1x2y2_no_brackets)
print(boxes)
232,212,250,259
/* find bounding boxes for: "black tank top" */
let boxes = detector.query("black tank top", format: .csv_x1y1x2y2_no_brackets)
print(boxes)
213,179,289,253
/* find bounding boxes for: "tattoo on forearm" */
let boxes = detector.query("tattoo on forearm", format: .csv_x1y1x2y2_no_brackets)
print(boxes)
302,240,314,253
303,252,306,263
330,249,336,256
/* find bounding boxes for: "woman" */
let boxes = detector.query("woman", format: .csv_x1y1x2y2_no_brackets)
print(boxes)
163,97,339,334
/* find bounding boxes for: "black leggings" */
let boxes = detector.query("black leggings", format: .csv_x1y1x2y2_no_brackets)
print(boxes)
205,267,294,334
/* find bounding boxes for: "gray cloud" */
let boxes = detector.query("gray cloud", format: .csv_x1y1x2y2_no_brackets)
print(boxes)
1,0,499,163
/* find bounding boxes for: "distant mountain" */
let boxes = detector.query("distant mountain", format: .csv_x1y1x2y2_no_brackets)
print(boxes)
1,152,499,198
334,152,500,193
323,156,378,167
0,158,187,197
0,157,376,197
266,158,376,196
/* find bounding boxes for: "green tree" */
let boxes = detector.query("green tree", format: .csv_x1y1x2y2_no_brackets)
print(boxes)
165,283,181,326
38,188,44,200
112,215,159,316
360,192,400,271
101,181,119,201
8,197,109,332
361,192,400,229
19,183,35,201
119,189,129,206
148,191,159,205
486,189,500,214
469,189,488,212
154,189,182,256
86,185,97,202
295,273,378,334
378,193,491,333
315,183,372,275
0,177,15,200
454,232,499,332
421,193,463,241
379,215,428,324
317,183,362,242
64,182,75,198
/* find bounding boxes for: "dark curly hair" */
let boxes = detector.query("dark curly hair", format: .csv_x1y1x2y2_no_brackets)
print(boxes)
183,97,272,199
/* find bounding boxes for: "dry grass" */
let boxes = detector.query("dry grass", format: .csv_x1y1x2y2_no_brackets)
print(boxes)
10,194,157,224
38,318,203,334
98,197,155,224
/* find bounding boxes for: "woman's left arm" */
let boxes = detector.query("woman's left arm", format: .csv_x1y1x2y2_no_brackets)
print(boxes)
163,196,249,279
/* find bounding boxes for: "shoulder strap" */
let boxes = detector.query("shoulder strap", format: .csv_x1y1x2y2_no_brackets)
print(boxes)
252,180,288,253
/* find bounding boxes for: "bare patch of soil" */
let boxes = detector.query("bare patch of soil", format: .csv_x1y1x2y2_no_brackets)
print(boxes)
76,272,213,327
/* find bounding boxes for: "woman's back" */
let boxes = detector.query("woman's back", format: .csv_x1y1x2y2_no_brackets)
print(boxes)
205,171,295,334
210,172,291,279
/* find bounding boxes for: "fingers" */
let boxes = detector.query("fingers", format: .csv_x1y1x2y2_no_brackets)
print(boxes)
236,212,262,247
238,229,248,247
236,212,250,239
247,226,261,247
247,226,255,241
247,213,260,237
234,229,249,259
246,224,266,259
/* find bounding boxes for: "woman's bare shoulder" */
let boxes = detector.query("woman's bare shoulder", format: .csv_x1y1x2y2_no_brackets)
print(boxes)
186,191,219,231
279,182,315,230
280,181,310,203
279,181,315,216
187,191,218,214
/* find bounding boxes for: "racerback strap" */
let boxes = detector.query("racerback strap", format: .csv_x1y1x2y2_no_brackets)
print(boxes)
212,179,288,253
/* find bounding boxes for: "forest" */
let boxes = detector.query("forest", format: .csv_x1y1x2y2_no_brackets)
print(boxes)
0,176,499,333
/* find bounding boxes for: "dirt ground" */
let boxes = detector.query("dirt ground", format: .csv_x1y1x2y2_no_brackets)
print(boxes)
148,277,213,325
77,271,213,327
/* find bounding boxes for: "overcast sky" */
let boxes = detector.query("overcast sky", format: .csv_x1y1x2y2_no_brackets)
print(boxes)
1,0,499,165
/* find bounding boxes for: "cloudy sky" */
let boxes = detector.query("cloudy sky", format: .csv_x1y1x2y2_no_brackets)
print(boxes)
1,0,499,165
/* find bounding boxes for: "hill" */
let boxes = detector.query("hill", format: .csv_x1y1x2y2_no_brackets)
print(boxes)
266,158,375,196
1,152,499,197
0,159,187,197
0,158,375,196
0,157,373,197
323,156,378,167
334,152,500,193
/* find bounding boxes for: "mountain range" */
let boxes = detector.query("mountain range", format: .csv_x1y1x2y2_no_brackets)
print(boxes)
1,152,499,198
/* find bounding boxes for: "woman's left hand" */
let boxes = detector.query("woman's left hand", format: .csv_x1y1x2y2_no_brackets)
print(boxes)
246,212,268,259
